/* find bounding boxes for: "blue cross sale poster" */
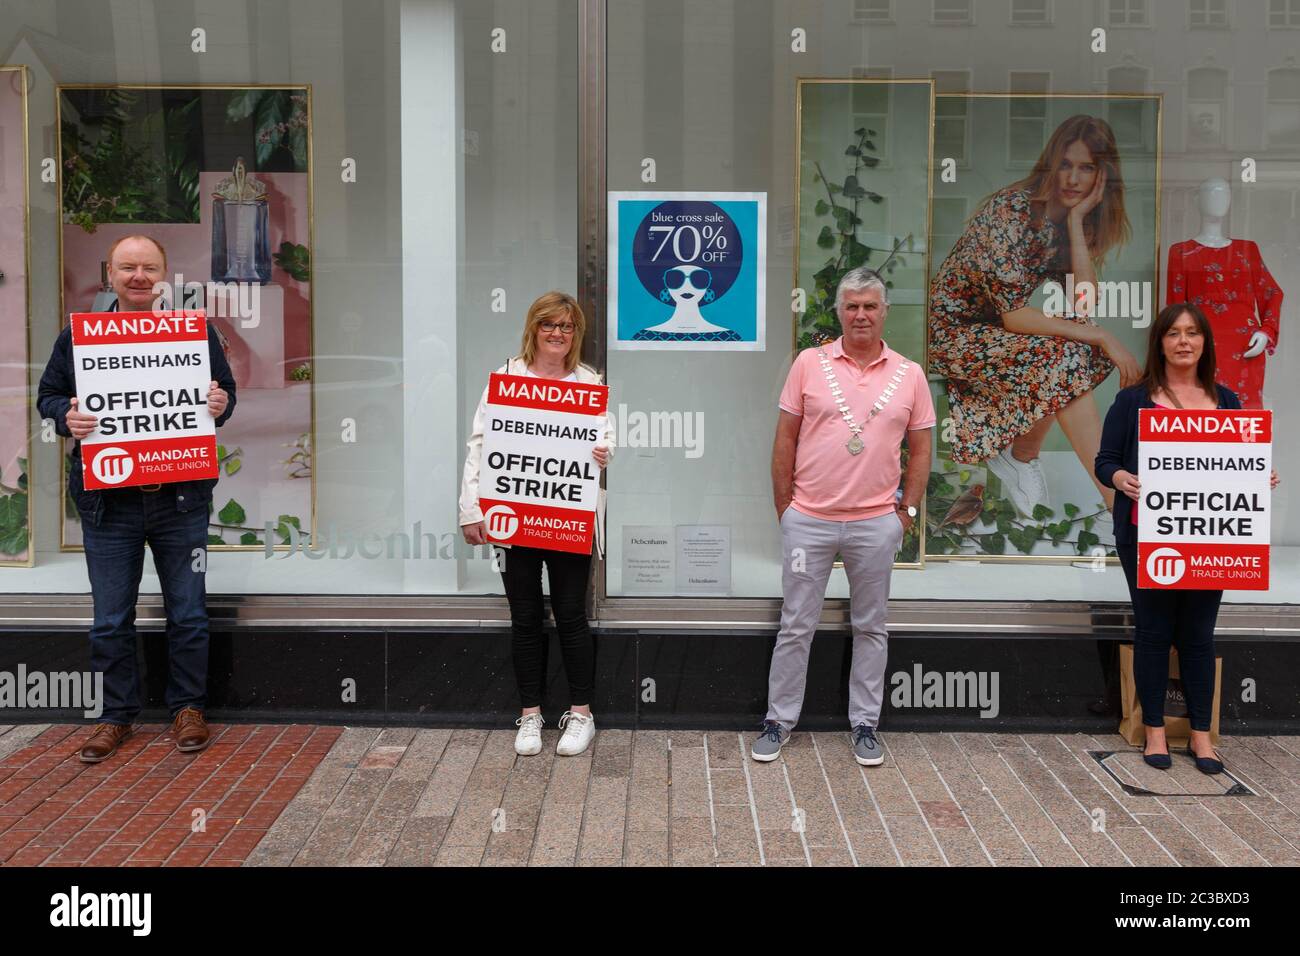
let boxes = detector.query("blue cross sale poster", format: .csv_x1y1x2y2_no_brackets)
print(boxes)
608,191,767,351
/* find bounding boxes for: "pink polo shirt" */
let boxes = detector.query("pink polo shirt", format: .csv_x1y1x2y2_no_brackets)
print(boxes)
778,337,936,521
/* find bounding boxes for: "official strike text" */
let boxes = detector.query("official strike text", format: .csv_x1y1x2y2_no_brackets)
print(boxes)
82,387,205,436
487,451,596,501
1143,490,1266,536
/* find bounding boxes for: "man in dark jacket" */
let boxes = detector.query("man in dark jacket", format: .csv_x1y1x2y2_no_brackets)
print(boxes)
37,235,237,762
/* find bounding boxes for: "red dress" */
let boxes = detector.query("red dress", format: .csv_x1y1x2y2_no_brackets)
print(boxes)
1166,239,1283,409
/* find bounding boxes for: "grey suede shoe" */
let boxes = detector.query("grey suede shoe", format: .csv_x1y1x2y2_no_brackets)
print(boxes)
751,720,789,762
852,724,884,766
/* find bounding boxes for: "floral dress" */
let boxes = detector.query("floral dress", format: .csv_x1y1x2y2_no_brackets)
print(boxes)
928,188,1114,464
1166,239,1283,409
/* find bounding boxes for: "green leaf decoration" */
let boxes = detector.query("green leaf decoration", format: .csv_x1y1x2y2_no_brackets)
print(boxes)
217,498,246,526
816,226,835,249
846,238,871,267
275,514,302,544
207,533,225,545
0,493,26,528
814,199,829,216
239,531,260,546
1031,504,1054,521
1063,503,1080,517
272,241,311,282
6,529,28,553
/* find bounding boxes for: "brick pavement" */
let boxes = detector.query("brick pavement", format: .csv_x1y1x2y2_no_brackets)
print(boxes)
2,723,1297,866
0,722,341,866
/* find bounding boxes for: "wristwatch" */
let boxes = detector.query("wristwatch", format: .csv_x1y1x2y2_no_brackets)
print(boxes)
899,504,918,519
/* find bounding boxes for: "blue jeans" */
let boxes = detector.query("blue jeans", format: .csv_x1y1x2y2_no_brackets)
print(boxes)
81,487,211,725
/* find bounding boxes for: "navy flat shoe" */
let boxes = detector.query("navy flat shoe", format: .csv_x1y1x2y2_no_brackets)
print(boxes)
1143,750,1172,770
1186,746,1224,775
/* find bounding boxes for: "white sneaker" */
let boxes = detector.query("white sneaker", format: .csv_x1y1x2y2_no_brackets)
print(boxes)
987,447,1050,517
514,713,544,756
556,711,595,756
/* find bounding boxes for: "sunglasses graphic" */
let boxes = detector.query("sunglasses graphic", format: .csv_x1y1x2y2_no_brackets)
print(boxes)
663,267,712,291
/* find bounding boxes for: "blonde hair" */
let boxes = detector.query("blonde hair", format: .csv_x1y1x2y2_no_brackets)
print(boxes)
107,234,168,270
519,291,586,372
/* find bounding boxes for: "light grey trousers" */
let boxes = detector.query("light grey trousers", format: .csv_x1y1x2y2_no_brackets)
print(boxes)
765,506,903,731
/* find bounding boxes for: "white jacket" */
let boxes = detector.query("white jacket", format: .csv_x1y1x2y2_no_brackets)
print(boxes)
458,356,616,555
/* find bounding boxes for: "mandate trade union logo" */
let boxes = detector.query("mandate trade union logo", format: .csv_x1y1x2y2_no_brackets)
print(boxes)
91,447,134,485
1146,546,1186,586
484,505,519,540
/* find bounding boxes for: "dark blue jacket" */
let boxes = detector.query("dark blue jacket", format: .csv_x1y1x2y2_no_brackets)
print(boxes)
1094,382,1240,547
36,315,237,527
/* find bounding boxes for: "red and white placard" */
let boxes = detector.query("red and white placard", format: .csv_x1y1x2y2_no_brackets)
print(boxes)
71,310,217,490
1137,408,1271,590
478,373,608,554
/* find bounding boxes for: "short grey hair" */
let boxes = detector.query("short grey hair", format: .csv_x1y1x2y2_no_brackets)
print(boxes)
834,267,889,311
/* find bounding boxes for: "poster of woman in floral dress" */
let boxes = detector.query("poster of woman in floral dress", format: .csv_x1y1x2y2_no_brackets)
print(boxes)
927,105,1159,559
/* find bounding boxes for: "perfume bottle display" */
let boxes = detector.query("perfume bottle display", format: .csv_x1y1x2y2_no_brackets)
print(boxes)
211,157,271,284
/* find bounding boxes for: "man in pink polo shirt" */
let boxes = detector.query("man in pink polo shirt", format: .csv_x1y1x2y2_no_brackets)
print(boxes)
752,267,935,766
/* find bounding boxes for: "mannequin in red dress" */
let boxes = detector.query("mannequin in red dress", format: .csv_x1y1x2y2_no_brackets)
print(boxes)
1166,178,1283,409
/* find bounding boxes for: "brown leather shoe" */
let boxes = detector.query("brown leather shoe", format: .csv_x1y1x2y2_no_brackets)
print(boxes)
171,707,211,753
79,723,133,763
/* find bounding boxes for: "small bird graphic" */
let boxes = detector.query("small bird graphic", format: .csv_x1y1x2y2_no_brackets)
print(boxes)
937,484,985,529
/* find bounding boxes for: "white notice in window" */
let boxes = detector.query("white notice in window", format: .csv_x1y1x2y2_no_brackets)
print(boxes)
622,526,674,593
675,526,731,595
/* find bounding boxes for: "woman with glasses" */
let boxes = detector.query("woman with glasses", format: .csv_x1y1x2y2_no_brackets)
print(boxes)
459,292,614,757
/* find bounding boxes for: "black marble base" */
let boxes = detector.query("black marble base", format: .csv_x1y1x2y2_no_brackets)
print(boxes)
1,628,1296,733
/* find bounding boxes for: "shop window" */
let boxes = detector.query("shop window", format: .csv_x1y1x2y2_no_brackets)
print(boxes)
852,67,894,163
1268,0,1300,27
1107,0,1150,26
931,0,974,25
852,0,894,23
932,71,970,168
1010,0,1052,25
1189,0,1229,28
1266,68,1300,145
1186,67,1228,148
1008,72,1051,166
1107,66,1154,149
930,196,969,261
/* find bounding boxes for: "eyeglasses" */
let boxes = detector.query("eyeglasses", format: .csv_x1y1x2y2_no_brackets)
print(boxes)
540,321,576,335
664,267,711,290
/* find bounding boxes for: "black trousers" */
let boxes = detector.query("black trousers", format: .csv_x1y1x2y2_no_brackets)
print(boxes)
1117,542,1221,732
498,545,595,709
